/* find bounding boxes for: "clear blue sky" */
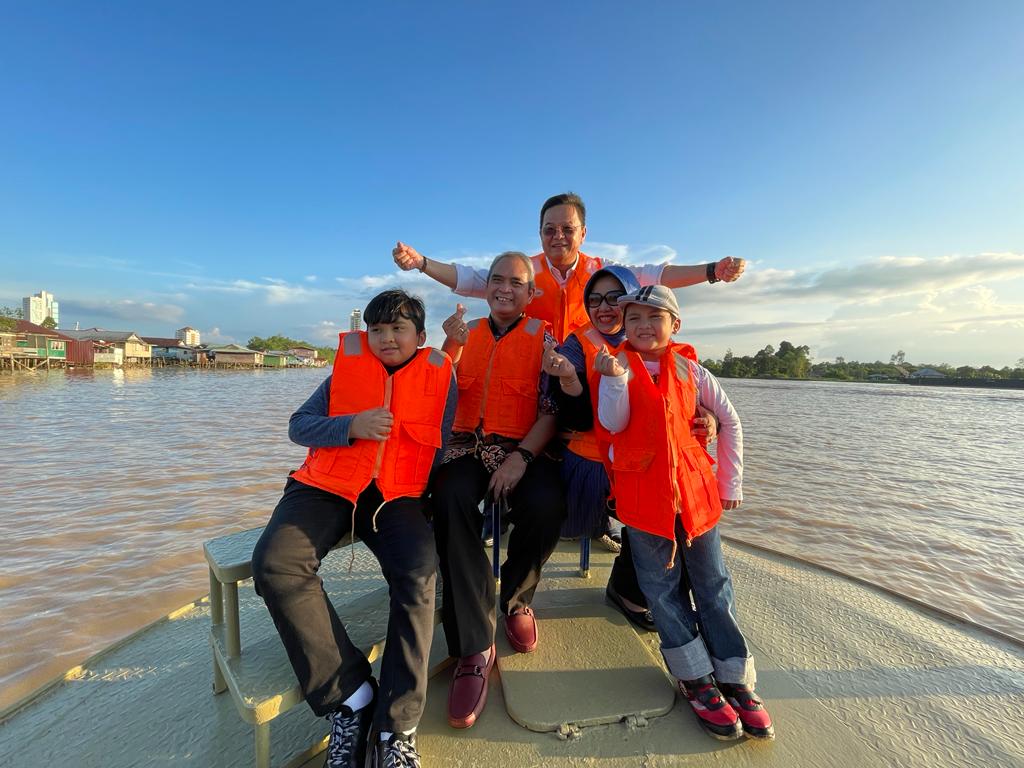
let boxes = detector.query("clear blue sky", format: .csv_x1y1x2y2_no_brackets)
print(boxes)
2,1,1022,366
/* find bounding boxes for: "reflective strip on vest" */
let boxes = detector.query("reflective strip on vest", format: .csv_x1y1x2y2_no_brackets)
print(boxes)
343,333,361,356
428,348,446,367
524,317,542,335
674,352,690,382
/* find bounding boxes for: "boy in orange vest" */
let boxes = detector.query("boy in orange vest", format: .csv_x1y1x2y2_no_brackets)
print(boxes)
595,285,774,741
252,289,456,768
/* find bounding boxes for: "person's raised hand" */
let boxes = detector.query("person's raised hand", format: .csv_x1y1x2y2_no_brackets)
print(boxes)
392,241,426,272
349,407,393,441
715,256,746,282
542,340,576,380
594,347,626,377
441,303,469,346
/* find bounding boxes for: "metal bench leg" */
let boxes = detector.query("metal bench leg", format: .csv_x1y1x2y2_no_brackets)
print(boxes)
254,721,271,768
224,580,242,658
209,570,227,694
579,537,591,579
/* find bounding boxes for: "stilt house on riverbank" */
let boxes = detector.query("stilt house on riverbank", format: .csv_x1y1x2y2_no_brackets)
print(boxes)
0,320,73,371
61,329,152,366
208,344,264,368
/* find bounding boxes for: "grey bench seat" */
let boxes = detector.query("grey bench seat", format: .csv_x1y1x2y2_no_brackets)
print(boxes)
203,526,402,768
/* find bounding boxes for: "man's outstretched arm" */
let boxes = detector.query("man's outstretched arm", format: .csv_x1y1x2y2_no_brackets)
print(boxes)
392,241,459,289
660,256,746,288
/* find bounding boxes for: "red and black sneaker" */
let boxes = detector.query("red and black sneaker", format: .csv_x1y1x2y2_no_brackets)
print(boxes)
718,682,775,740
678,676,743,740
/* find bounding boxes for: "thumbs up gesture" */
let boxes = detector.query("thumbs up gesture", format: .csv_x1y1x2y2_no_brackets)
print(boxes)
392,241,426,272
594,347,626,377
442,303,469,346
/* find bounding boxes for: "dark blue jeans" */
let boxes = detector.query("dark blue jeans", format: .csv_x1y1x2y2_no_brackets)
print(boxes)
629,522,755,685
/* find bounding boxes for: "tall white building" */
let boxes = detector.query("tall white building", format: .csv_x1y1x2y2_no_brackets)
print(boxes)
349,309,362,331
23,291,59,327
175,326,201,345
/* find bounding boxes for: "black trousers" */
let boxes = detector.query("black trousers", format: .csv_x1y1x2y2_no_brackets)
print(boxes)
251,478,438,731
432,453,566,658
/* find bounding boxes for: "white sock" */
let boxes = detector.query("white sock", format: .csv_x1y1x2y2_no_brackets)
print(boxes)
342,680,373,712
379,728,416,741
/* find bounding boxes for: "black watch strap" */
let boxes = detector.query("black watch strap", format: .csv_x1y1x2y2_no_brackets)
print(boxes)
514,446,535,464
706,262,720,284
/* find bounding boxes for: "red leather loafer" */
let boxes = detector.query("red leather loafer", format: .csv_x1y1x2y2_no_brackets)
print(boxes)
447,645,495,729
504,606,538,653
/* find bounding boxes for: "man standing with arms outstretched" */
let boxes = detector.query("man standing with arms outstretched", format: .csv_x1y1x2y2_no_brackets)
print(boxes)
392,191,745,343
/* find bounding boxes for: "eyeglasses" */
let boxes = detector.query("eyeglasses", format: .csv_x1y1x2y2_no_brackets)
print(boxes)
586,290,626,309
541,225,579,239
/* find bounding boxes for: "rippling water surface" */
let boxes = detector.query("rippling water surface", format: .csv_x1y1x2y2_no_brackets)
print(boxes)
2,369,1022,711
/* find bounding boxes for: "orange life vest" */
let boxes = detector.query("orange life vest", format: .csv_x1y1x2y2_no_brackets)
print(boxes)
604,342,722,544
292,332,452,504
564,324,618,462
528,252,603,342
452,316,547,440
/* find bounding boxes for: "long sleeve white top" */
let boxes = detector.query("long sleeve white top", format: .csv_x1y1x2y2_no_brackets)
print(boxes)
597,358,743,502
452,256,666,298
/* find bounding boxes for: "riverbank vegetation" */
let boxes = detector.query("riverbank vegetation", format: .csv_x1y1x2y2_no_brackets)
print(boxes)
700,341,1024,381
247,334,336,363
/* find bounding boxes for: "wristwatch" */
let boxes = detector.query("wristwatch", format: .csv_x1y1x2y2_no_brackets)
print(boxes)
706,262,720,284
513,446,535,464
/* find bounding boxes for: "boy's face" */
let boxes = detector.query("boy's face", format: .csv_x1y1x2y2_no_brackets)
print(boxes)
586,274,626,335
623,303,681,355
486,256,535,325
367,317,425,366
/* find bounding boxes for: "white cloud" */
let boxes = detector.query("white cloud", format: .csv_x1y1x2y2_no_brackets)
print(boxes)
60,298,185,325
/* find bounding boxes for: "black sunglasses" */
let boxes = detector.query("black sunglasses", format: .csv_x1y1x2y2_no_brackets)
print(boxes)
586,290,626,309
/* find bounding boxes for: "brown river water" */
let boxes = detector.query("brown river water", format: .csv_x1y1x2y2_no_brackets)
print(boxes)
1,367,1022,711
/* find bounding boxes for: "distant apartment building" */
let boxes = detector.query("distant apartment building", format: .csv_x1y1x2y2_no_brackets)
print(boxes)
350,309,362,331
23,290,59,327
175,326,201,345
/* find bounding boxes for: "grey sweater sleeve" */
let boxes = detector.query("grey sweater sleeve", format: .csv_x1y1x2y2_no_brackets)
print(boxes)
287,375,355,448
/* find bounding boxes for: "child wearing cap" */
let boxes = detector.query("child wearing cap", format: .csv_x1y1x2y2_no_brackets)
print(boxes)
594,284,774,741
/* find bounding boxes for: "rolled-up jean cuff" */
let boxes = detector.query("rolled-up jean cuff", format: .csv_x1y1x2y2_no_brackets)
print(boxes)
661,637,714,682
712,655,756,686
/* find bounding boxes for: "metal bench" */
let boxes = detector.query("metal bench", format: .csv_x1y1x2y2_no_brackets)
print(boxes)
203,527,401,768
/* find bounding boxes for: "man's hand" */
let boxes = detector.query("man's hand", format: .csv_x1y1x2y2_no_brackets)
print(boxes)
594,347,626,377
715,256,746,282
392,241,426,272
441,303,469,346
722,499,741,510
692,406,718,445
488,451,528,498
349,407,393,441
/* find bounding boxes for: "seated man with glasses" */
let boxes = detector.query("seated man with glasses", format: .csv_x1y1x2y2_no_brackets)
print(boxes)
393,191,745,344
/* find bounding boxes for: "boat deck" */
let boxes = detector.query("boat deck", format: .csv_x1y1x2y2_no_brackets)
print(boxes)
2,539,1022,767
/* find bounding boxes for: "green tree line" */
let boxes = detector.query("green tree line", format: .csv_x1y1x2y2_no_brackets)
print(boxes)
247,334,336,363
701,341,1024,381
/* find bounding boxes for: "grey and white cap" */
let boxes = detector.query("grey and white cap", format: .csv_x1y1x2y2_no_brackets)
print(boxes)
618,285,681,320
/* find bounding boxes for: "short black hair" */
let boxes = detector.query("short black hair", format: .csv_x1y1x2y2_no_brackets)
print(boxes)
363,289,426,333
539,191,586,229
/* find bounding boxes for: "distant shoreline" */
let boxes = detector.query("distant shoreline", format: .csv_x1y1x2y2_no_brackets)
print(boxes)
718,375,1024,391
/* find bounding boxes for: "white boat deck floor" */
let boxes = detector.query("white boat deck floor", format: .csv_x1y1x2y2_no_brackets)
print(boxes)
2,540,1022,768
